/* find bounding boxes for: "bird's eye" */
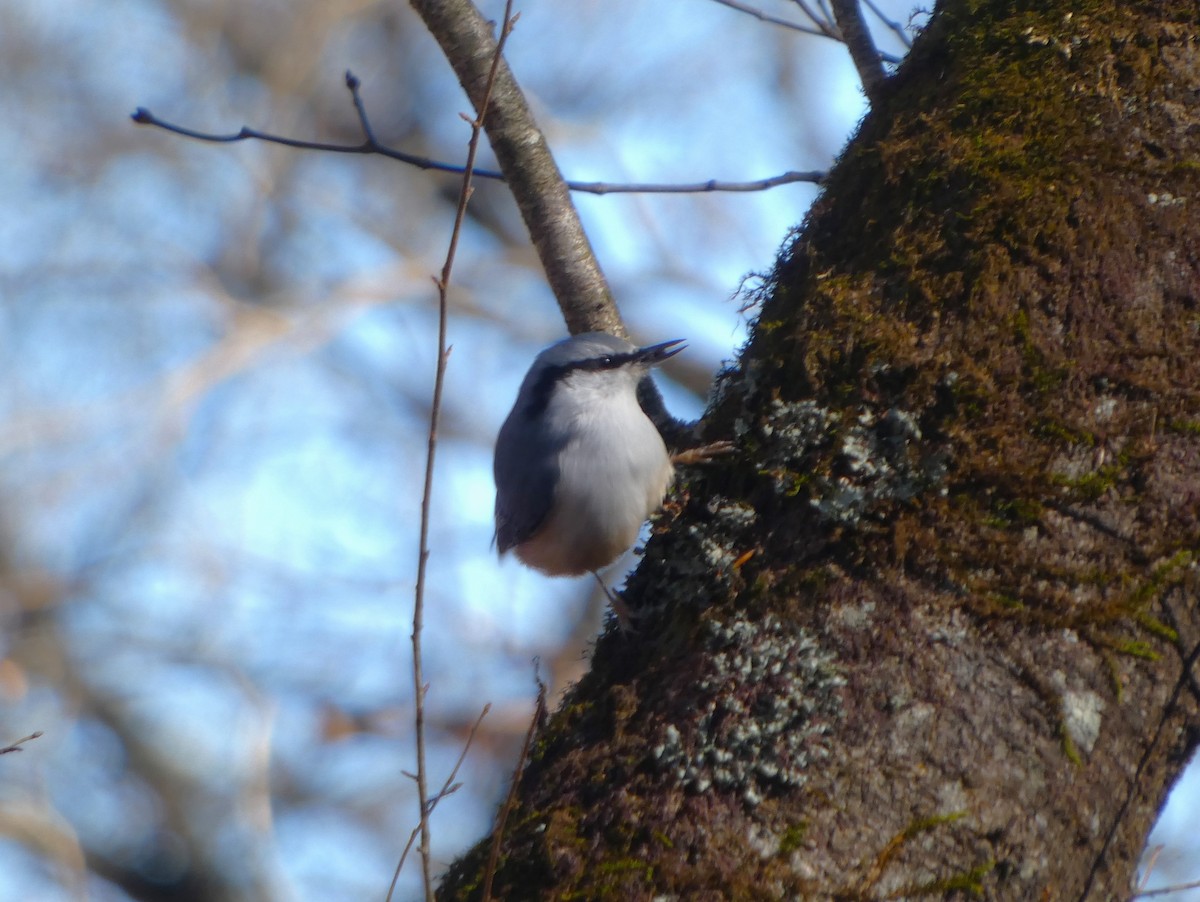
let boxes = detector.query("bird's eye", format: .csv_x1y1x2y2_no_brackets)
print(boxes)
598,355,613,367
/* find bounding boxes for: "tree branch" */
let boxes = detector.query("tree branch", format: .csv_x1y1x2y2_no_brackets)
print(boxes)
0,731,43,754
861,0,913,49
830,0,887,101
408,0,620,337
707,0,830,38
385,704,492,902
130,106,825,194
791,0,840,37
707,0,903,63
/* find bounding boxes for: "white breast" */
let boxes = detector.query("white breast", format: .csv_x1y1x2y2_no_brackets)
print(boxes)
514,370,674,576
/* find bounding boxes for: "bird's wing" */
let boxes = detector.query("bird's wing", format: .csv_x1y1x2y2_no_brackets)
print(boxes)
493,415,565,554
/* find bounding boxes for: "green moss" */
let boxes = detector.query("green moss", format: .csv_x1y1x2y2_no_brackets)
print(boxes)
777,822,808,856
905,811,967,835
991,497,1044,527
595,858,653,879
1124,551,1194,613
1101,650,1126,703
846,810,982,899
1133,610,1179,644
1060,723,1082,766
1010,309,1073,396
906,861,996,896
757,467,813,498
991,592,1025,611
1033,418,1096,448
1111,640,1160,661
1166,418,1200,437
1052,465,1123,501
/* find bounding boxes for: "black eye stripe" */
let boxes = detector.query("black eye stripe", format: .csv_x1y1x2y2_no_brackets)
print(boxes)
520,352,638,418
571,351,636,373
545,353,637,380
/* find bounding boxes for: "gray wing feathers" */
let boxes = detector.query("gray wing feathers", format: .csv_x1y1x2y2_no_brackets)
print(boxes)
493,413,563,553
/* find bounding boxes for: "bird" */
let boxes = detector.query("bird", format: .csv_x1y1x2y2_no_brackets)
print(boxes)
493,332,684,615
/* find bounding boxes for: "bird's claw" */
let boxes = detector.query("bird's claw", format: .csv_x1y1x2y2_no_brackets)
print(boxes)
671,440,736,466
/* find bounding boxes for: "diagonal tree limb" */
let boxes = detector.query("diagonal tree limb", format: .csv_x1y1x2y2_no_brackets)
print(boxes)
830,0,886,102
0,731,42,754
408,0,622,339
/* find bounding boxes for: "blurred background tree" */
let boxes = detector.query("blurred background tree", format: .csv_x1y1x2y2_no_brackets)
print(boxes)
0,1,1196,900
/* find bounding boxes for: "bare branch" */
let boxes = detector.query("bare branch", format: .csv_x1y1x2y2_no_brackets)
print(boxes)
386,705,491,902
131,106,825,192
571,171,826,193
407,3,515,898
1137,846,1166,893
1131,877,1200,899
862,0,913,48
706,0,830,37
0,731,43,755
830,0,887,101
708,0,902,62
790,0,840,37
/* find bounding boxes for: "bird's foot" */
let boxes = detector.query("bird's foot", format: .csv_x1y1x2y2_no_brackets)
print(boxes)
591,571,638,635
671,440,736,466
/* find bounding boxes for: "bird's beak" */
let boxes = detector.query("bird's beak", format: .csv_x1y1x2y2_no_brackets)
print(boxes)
635,338,686,366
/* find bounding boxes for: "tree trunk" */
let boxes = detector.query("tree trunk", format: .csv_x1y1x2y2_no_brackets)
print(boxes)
441,1,1200,898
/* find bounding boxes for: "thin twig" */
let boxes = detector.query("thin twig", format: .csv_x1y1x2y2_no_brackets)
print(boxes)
789,0,840,37
1131,877,1200,899
861,0,913,49
408,4,517,900
131,104,825,193
1079,606,1200,899
482,670,547,902
386,704,492,902
706,0,829,37
1137,846,1165,892
568,172,826,193
0,731,43,755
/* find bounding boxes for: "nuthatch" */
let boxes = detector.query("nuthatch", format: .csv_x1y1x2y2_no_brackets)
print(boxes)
493,332,684,588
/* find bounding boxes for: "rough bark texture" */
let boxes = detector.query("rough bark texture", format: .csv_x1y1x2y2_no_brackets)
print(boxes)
442,1,1200,898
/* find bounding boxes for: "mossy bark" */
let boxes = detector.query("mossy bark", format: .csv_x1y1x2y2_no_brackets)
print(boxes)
441,1,1200,898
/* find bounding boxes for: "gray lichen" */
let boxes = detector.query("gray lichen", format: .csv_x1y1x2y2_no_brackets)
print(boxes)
758,400,838,470
757,399,947,526
650,614,845,806
1052,668,1106,756
648,495,759,612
